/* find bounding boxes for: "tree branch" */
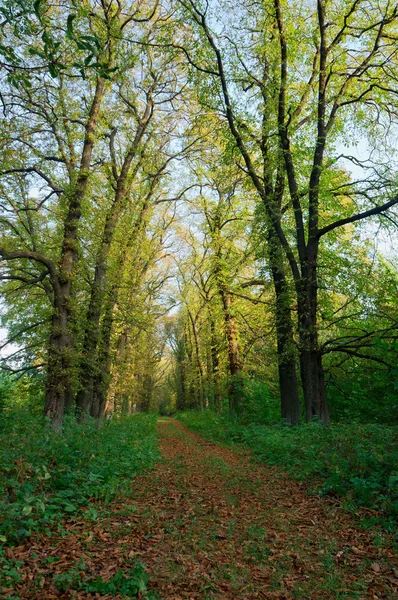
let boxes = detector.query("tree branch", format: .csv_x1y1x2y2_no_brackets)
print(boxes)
317,194,398,238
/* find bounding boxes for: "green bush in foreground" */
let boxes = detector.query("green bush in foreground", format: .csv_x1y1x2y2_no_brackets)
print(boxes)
177,411,398,529
0,411,159,545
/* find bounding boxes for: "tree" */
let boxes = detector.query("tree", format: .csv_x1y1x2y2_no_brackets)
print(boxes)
172,0,398,422
0,0,177,427
1,0,397,427
172,160,279,416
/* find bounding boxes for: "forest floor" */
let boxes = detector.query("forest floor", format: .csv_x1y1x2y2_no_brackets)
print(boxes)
2,418,397,599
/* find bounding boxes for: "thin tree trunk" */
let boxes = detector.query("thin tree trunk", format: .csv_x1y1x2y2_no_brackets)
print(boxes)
219,290,243,416
187,311,205,410
185,324,199,409
175,331,187,410
91,287,117,419
211,236,243,416
209,316,222,412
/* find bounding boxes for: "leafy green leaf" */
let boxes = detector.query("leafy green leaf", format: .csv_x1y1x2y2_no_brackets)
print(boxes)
33,0,43,21
66,14,76,41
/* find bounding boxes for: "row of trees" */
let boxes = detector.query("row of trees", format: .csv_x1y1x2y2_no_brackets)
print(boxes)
167,0,398,423
1,0,398,426
0,0,187,427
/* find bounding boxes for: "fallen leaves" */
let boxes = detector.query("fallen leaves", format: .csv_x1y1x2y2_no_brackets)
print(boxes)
2,419,397,599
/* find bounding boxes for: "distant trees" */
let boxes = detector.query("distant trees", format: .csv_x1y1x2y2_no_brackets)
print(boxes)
169,154,279,416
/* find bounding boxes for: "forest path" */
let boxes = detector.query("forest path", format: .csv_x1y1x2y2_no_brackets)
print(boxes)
4,419,397,599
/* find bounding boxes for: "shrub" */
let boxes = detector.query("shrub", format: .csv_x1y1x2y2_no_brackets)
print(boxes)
0,410,159,545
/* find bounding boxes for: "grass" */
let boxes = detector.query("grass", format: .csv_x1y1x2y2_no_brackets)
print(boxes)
176,410,398,530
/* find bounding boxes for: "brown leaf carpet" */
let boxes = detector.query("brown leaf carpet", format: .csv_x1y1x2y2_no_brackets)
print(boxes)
3,419,397,599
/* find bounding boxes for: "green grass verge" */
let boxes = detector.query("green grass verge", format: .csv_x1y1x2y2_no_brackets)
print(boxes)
0,410,159,545
176,411,398,530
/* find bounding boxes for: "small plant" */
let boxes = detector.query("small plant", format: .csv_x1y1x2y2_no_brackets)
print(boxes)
83,562,149,595
53,559,86,591
52,561,153,598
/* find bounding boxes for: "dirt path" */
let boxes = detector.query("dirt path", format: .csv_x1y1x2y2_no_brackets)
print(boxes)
3,419,397,599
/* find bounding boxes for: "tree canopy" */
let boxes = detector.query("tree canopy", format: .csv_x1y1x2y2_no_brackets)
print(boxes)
0,0,397,427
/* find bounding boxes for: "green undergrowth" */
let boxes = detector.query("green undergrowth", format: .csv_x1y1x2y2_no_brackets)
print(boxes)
0,555,157,599
0,410,159,546
177,411,398,530
53,559,156,598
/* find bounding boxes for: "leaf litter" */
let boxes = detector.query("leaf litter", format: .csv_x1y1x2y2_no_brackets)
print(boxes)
2,419,397,599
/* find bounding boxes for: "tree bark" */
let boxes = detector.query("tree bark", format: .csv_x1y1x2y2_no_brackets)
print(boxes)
209,316,222,412
187,310,205,410
268,231,300,425
75,200,122,416
76,98,153,416
43,78,106,427
219,290,243,416
175,331,187,410
90,286,117,419
297,250,329,424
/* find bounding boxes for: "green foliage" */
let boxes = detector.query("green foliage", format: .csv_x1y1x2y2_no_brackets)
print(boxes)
52,560,153,597
0,373,14,413
327,365,398,425
0,411,159,545
0,373,45,415
82,563,151,596
0,555,155,598
0,552,24,588
178,410,245,443
239,379,280,425
158,399,175,416
177,411,398,529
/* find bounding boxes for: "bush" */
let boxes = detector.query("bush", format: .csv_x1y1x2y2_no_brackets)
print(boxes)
240,379,280,425
0,410,159,545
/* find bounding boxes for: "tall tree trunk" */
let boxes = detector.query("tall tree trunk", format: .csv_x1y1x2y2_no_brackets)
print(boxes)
219,290,243,416
43,313,66,430
187,310,206,410
91,287,117,419
92,233,155,417
175,329,187,410
209,316,222,412
185,324,199,409
211,239,243,416
76,101,152,416
176,358,186,410
43,78,106,427
298,255,329,424
75,202,121,416
268,230,300,425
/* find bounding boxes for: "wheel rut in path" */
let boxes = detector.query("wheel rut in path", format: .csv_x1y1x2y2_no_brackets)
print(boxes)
4,418,397,599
